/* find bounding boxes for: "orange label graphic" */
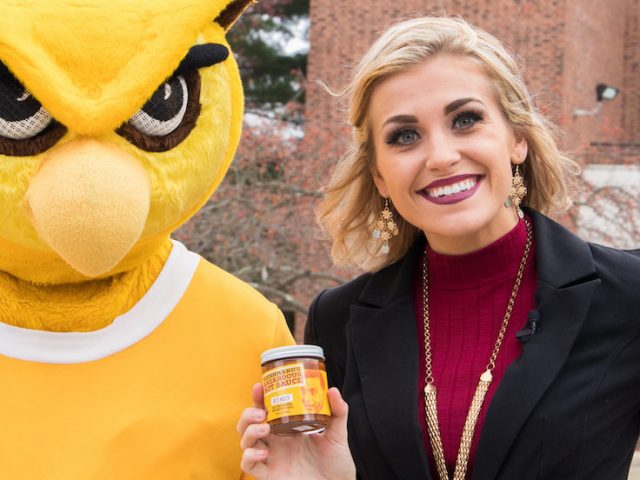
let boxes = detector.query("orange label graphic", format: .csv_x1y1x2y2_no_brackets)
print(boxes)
262,363,331,422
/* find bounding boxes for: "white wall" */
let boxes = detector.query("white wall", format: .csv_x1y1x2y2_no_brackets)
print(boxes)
576,164,640,249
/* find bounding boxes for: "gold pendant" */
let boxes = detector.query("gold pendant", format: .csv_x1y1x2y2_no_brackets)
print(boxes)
424,383,449,480
424,370,493,480
452,370,492,480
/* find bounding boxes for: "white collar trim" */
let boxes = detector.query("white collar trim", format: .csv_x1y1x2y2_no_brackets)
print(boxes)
0,240,200,364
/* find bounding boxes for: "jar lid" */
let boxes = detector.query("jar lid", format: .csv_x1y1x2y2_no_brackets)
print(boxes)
261,345,325,364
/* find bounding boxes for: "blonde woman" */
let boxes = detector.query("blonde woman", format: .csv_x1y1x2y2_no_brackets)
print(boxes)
239,16,640,480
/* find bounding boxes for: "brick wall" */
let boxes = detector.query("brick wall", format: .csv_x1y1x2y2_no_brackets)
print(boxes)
306,0,639,156
622,0,640,141
582,142,640,165
563,0,628,154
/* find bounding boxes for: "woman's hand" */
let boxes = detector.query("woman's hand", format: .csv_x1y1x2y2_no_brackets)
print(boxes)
238,383,356,480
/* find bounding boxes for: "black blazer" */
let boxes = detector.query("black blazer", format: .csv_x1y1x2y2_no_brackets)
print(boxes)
305,210,640,480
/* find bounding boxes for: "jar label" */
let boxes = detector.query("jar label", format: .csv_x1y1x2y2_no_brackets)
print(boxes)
262,363,331,421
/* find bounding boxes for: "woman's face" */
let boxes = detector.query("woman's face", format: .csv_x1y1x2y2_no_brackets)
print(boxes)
370,54,527,254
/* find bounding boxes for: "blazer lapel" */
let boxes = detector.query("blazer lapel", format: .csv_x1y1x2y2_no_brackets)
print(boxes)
349,240,432,479
473,210,601,480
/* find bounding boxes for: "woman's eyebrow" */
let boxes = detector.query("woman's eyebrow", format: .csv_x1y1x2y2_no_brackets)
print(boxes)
444,97,484,115
382,114,418,127
381,98,487,128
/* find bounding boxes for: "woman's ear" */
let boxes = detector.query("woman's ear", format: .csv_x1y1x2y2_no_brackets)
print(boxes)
371,165,390,198
512,136,528,165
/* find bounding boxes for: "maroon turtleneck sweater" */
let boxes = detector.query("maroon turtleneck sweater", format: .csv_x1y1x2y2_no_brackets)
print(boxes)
413,217,537,479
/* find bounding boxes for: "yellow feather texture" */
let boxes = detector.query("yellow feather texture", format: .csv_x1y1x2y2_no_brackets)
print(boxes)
0,0,235,134
0,240,172,331
0,20,241,283
0,1,246,329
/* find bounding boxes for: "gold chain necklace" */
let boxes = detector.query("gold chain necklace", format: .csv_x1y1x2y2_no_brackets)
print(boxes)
422,218,532,480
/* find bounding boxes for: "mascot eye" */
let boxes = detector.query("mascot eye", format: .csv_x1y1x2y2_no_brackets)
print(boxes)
0,69,67,157
128,76,188,137
0,88,53,140
117,70,201,153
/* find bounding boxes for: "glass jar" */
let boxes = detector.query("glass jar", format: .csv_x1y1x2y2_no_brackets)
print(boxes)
261,345,331,435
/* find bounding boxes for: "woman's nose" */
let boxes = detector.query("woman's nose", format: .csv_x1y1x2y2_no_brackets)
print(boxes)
423,132,461,170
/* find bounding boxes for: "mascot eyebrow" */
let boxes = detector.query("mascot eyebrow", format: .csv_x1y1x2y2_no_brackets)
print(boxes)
0,43,229,86
173,43,229,76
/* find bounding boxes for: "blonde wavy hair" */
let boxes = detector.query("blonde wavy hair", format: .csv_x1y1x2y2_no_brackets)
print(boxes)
317,15,579,272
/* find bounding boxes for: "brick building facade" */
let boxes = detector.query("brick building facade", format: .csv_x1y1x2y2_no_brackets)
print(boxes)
306,0,639,156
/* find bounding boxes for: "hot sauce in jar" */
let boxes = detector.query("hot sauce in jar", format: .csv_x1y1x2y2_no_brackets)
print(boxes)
260,345,331,435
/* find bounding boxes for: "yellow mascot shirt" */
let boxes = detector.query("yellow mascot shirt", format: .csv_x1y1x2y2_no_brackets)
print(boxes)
0,241,294,479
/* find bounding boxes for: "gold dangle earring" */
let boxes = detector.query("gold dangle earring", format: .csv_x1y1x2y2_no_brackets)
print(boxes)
372,198,399,255
505,165,527,219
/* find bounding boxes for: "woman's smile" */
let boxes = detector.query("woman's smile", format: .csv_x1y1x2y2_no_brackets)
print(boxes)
419,174,483,204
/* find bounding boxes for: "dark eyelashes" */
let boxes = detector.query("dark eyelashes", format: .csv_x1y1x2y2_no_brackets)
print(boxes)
452,109,484,128
383,109,486,146
385,127,417,145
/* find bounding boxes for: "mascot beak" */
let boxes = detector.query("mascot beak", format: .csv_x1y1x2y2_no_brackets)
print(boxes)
25,139,150,278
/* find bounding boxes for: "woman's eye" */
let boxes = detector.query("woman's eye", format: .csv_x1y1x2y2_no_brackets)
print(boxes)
0,83,53,140
387,129,420,146
127,76,189,137
452,111,483,130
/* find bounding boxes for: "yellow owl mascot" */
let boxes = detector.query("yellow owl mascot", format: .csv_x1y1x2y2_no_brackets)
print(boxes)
0,0,293,478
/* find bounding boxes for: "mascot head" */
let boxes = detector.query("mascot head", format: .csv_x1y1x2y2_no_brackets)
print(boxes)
0,0,251,282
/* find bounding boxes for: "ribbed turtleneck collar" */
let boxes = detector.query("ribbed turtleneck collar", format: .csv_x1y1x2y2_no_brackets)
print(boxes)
425,217,530,290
